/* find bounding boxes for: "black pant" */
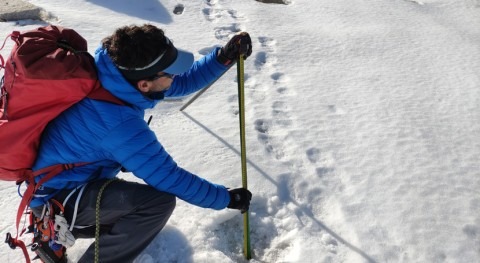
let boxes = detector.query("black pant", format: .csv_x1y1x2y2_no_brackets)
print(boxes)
34,179,176,263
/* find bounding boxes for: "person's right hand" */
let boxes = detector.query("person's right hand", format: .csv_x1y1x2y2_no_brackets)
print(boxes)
217,32,252,66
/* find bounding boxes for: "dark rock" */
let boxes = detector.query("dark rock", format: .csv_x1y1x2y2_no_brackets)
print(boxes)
0,0,52,22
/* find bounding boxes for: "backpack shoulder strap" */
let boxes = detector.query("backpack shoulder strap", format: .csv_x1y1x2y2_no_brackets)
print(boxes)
87,83,127,106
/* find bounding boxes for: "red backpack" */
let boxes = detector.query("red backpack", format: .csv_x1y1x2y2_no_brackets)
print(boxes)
0,25,123,262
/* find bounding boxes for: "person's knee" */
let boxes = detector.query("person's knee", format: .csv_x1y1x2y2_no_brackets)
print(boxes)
147,191,176,214
152,193,176,228
163,193,176,215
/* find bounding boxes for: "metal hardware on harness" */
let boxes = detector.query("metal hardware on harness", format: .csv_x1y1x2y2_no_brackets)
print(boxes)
5,232,16,249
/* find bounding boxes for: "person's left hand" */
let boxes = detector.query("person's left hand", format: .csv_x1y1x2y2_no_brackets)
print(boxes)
227,187,252,213
217,32,252,66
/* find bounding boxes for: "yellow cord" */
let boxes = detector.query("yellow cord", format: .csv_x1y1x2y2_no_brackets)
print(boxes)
94,179,117,263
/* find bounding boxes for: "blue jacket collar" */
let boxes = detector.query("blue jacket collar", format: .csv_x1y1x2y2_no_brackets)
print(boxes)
94,47,159,109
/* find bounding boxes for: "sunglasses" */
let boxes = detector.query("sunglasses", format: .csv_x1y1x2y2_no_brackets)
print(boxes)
146,72,174,81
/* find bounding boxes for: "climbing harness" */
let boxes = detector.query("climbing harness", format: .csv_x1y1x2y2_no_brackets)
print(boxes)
29,199,69,263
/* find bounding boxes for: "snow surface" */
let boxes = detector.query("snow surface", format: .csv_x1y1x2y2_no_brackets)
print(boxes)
1,0,480,262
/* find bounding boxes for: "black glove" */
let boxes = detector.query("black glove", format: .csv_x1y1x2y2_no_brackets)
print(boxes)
227,188,252,213
217,32,252,66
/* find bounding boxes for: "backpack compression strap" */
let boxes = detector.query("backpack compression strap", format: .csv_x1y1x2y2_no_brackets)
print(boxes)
0,32,18,124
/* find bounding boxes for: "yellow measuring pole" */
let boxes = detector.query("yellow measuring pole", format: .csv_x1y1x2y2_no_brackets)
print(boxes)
237,55,251,260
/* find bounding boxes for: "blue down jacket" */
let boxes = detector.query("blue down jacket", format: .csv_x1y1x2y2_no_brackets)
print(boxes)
31,47,230,210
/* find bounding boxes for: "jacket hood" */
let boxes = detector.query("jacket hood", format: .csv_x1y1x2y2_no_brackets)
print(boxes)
94,46,158,109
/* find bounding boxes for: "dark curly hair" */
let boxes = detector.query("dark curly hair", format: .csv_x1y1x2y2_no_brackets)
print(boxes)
102,24,169,69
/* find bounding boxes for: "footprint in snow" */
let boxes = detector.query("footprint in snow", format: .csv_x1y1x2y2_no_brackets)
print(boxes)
227,9,246,20
258,36,277,51
271,72,290,83
214,23,243,40
272,101,293,127
463,224,478,239
203,8,222,22
173,4,185,15
255,51,267,69
254,119,269,134
204,0,218,6
276,86,296,96
316,167,335,178
404,0,425,5
306,147,321,163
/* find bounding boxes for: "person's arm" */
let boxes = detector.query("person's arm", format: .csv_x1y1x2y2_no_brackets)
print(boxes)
100,117,230,209
165,32,252,98
164,47,228,98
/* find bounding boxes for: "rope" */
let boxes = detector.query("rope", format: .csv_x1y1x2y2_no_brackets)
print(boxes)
94,179,118,263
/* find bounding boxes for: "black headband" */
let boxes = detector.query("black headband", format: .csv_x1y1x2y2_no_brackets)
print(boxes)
117,37,178,80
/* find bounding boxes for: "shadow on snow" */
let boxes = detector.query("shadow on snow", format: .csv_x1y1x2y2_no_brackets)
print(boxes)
86,0,173,24
181,112,378,263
